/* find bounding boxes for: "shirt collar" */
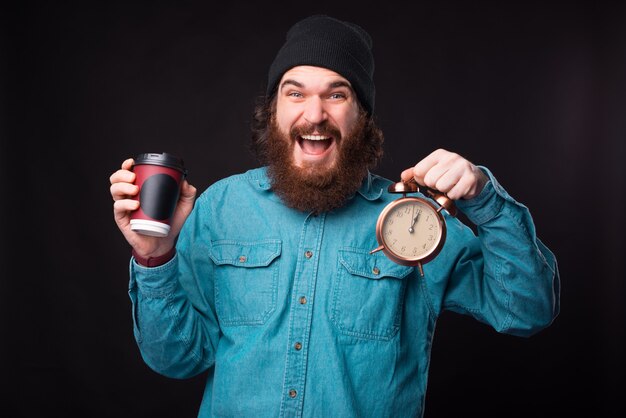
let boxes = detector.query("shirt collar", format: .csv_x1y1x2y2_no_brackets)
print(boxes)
357,171,384,201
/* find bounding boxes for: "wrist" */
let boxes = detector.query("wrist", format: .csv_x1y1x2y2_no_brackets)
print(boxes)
132,247,176,267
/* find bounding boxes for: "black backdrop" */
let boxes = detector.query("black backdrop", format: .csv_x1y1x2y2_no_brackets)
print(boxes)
2,1,624,417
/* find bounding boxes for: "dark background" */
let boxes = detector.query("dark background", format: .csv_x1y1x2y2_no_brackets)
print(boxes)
1,1,624,417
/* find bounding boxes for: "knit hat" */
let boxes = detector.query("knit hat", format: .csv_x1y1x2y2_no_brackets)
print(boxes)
267,15,376,114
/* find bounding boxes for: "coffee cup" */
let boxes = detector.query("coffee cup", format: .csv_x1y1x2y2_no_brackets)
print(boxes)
130,152,187,237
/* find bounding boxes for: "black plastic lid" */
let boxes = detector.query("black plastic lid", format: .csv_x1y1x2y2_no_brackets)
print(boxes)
133,152,186,174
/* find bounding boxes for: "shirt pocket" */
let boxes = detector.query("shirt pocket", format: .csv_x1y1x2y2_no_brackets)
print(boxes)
331,247,414,341
209,239,281,326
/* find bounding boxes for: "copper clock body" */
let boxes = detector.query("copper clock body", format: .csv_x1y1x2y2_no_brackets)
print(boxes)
374,196,447,268
371,181,455,275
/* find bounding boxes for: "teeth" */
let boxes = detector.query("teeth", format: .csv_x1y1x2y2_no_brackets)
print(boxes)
301,135,330,141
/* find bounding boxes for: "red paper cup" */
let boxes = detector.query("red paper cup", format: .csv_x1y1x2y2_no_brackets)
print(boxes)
130,152,187,237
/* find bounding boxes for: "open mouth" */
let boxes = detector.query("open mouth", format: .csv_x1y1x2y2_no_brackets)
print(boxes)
297,134,335,156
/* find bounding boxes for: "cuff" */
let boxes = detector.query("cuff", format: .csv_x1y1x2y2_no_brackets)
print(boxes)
454,166,515,225
132,247,176,267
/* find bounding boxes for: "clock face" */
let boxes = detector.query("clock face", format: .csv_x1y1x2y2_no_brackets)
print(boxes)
378,197,444,263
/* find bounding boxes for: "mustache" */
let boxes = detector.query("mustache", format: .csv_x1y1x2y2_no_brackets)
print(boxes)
289,122,341,139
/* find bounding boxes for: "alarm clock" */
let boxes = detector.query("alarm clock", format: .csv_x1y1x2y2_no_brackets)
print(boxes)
370,180,457,276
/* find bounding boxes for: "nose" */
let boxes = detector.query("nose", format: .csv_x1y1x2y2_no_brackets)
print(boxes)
303,96,327,125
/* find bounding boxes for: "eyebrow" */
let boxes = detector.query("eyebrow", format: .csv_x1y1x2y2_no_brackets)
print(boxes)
280,79,353,91
280,79,304,89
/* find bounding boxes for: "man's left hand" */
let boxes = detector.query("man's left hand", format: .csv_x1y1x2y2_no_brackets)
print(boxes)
400,148,489,200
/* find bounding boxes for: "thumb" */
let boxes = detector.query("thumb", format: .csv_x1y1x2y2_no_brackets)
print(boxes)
168,180,197,236
400,167,417,183
179,180,197,203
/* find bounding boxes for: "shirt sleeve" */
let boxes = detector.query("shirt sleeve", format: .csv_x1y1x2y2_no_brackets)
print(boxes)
423,166,560,337
128,194,220,378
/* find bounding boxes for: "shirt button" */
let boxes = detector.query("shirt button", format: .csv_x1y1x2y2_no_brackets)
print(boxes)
305,250,313,259
238,255,247,263
289,389,297,398
294,342,302,351
372,266,380,275
299,296,307,305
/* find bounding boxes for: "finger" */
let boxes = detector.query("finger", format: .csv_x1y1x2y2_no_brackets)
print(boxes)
109,168,136,185
423,161,456,190
432,161,467,194
400,149,448,183
110,182,139,201
167,181,197,237
449,166,488,200
437,162,485,200
400,167,415,183
444,172,474,200
400,159,438,185
411,148,451,186
179,180,197,201
113,199,140,219
122,158,135,170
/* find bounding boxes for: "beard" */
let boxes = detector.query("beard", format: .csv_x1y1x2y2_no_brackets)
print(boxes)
264,112,382,214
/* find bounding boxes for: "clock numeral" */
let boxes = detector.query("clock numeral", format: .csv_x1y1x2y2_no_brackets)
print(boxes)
401,246,406,253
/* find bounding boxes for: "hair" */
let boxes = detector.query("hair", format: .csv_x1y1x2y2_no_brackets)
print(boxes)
249,94,385,170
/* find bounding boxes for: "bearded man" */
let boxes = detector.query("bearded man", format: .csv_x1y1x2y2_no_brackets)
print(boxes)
110,14,560,418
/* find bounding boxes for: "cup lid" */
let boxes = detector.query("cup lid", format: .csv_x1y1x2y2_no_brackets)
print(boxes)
133,152,186,174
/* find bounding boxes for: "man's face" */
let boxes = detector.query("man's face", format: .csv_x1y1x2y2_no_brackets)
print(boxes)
275,66,360,172
261,65,383,214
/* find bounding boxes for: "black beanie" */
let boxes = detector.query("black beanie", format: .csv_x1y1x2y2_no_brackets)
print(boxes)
267,15,375,114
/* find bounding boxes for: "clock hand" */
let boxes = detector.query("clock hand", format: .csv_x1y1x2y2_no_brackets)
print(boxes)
408,208,420,233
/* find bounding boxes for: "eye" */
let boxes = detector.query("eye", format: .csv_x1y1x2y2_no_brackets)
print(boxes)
329,92,346,100
287,91,303,98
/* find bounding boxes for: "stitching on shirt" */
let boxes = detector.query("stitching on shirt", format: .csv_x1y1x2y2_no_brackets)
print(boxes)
495,254,513,332
418,272,438,320
131,253,180,298
209,239,281,267
338,247,413,279
213,261,279,326
136,282,178,299
198,168,268,205
208,239,281,326
496,205,517,332
331,249,406,341
297,212,327,413
165,291,208,368
130,287,142,344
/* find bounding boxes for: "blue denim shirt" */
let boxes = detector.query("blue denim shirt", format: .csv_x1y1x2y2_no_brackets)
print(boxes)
128,166,560,417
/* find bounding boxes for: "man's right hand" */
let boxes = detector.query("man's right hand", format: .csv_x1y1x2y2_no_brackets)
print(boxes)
109,158,197,259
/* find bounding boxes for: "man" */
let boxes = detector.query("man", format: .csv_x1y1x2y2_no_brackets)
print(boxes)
110,14,559,417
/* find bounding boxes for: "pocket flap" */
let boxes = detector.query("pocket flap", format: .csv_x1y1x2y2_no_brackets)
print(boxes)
339,248,414,280
210,240,282,267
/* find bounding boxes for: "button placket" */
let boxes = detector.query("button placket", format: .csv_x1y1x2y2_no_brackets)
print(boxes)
279,213,325,416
